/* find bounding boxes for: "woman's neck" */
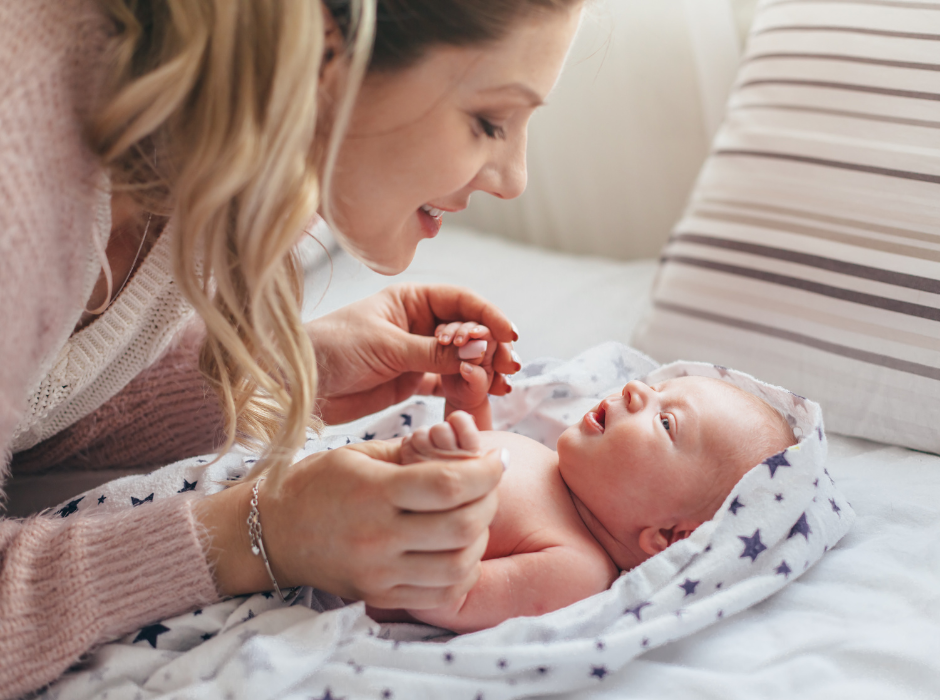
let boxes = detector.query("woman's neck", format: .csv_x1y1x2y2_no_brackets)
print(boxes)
74,193,157,332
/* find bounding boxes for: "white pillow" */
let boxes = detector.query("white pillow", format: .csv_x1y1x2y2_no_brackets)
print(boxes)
632,0,940,454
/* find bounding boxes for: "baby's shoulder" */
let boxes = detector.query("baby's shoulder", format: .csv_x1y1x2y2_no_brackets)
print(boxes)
477,430,556,458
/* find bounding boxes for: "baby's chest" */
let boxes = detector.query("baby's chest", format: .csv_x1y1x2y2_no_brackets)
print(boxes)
483,465,579,560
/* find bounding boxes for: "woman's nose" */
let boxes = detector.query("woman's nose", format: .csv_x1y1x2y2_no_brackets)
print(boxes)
472,134,528,201
623,381,652,413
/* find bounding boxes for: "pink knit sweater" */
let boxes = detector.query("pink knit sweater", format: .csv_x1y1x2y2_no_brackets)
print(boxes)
0,1,222,697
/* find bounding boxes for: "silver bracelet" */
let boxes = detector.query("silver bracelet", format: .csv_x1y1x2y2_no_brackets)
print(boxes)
247,476,289,603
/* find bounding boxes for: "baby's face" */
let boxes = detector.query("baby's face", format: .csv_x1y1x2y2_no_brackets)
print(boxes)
557,376,762,569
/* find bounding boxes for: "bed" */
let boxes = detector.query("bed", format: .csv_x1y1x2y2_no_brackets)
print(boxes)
298,226,940,699
15,0,940,696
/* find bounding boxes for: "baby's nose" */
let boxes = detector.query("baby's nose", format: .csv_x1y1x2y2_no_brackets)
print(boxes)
623,380,651,411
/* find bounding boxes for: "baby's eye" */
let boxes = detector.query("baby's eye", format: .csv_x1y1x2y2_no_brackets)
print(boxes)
661,415,671,431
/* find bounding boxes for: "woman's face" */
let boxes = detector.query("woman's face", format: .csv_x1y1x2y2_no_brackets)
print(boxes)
323,6,583,274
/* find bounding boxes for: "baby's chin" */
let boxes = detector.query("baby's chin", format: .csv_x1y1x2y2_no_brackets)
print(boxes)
554,425,580,464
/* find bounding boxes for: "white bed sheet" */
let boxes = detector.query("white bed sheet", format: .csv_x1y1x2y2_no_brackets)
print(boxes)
304,227,940,699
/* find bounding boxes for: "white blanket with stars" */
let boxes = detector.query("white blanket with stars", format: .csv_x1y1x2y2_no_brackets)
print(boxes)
42,343,853,700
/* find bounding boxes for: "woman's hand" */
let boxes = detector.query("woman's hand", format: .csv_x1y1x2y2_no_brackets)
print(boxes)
307,283,520,424
193,440,506,609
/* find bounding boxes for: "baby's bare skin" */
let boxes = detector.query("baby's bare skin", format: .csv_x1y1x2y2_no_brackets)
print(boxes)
397,430,618,633
367,326,794,633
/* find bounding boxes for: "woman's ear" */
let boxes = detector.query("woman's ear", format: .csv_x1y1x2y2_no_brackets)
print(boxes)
319,3,346,78
638,522,701,556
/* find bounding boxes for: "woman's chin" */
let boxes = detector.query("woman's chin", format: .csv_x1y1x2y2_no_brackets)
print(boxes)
341,239,418,276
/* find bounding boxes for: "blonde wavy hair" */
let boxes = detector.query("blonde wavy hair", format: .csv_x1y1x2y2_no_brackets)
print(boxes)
89,0,579,476
89,0,375,475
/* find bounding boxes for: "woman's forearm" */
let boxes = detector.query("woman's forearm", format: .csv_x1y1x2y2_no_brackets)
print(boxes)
0,497,219,700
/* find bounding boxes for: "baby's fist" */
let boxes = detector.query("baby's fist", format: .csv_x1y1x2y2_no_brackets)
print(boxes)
401,411,482,464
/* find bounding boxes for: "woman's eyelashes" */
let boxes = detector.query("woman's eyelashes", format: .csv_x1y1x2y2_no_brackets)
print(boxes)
477,116,506,140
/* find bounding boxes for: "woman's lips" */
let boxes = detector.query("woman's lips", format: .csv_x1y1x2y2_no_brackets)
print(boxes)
418,206,443,238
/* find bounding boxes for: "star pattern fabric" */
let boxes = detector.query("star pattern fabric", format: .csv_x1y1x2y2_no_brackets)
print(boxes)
133,623,170,649
45,343,854,700
739,530,767,562
55,497,83,518
764,452,791,478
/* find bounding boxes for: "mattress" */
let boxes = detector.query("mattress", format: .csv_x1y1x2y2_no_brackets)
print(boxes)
303,227,940,698
9,227,939,697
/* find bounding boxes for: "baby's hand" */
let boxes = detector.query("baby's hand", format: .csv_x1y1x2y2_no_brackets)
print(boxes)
401,410,482,464
435,322,496,429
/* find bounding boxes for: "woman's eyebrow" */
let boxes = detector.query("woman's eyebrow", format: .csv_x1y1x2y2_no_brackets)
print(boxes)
477,82,545,107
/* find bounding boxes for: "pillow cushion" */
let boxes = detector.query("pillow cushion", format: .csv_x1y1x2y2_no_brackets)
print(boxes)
632,0,940,454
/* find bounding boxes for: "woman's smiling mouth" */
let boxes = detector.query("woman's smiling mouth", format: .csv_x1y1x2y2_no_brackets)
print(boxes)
418,204,445,237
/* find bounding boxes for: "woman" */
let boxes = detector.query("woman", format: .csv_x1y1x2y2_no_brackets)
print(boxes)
0,0,582,695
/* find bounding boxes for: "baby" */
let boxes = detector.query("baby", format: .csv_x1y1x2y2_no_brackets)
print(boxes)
371,325,796,633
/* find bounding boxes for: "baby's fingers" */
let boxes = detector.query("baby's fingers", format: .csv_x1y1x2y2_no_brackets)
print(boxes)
436,321,489,346
447,411,481,453
435,322,463,345
429,422,459,451
407,426,436,456
459,361,491,396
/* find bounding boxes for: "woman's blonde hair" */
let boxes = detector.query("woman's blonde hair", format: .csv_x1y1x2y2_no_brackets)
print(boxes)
90,0,375,475
89,0,578,476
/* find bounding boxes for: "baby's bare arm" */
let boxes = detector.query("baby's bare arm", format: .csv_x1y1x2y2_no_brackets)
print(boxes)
406,545,617,633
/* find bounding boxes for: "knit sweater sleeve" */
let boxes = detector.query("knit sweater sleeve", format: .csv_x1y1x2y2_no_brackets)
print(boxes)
0,2,222,697
0,499,220,700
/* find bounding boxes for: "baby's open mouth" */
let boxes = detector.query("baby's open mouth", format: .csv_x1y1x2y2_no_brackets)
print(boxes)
586,405,606,433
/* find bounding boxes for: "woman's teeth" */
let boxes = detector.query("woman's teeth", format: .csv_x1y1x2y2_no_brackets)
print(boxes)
421,204,445,218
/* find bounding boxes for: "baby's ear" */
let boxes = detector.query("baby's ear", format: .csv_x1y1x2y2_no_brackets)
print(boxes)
638,523,701,556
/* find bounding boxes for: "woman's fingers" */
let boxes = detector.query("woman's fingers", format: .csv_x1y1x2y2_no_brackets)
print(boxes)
397,528,490,587
396,487,496,552
367,580,479,611
493,341,520,376
386,449,506,512
394,284,516,343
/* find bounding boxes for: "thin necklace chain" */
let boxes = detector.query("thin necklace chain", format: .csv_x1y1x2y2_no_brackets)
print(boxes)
110,211,153,306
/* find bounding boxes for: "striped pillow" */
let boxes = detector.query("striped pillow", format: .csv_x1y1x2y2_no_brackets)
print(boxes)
632,0,940,453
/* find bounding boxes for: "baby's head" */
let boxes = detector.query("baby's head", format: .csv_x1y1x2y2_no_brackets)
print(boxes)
556,376,796,571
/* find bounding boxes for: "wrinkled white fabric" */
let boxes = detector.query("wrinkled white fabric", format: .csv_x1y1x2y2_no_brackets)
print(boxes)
45,343,852,700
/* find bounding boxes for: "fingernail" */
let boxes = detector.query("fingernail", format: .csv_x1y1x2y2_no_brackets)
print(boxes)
440,334,450,343
460,361,474,375
511,322,520,341
500,448,510,471
473,325,486,335
459,339,487,360
511,350,522,366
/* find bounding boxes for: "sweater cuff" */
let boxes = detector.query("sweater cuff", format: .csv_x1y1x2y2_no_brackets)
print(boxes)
81,495,221,639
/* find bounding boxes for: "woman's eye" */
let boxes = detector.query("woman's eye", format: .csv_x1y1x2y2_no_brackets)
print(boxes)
477,117,506,140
